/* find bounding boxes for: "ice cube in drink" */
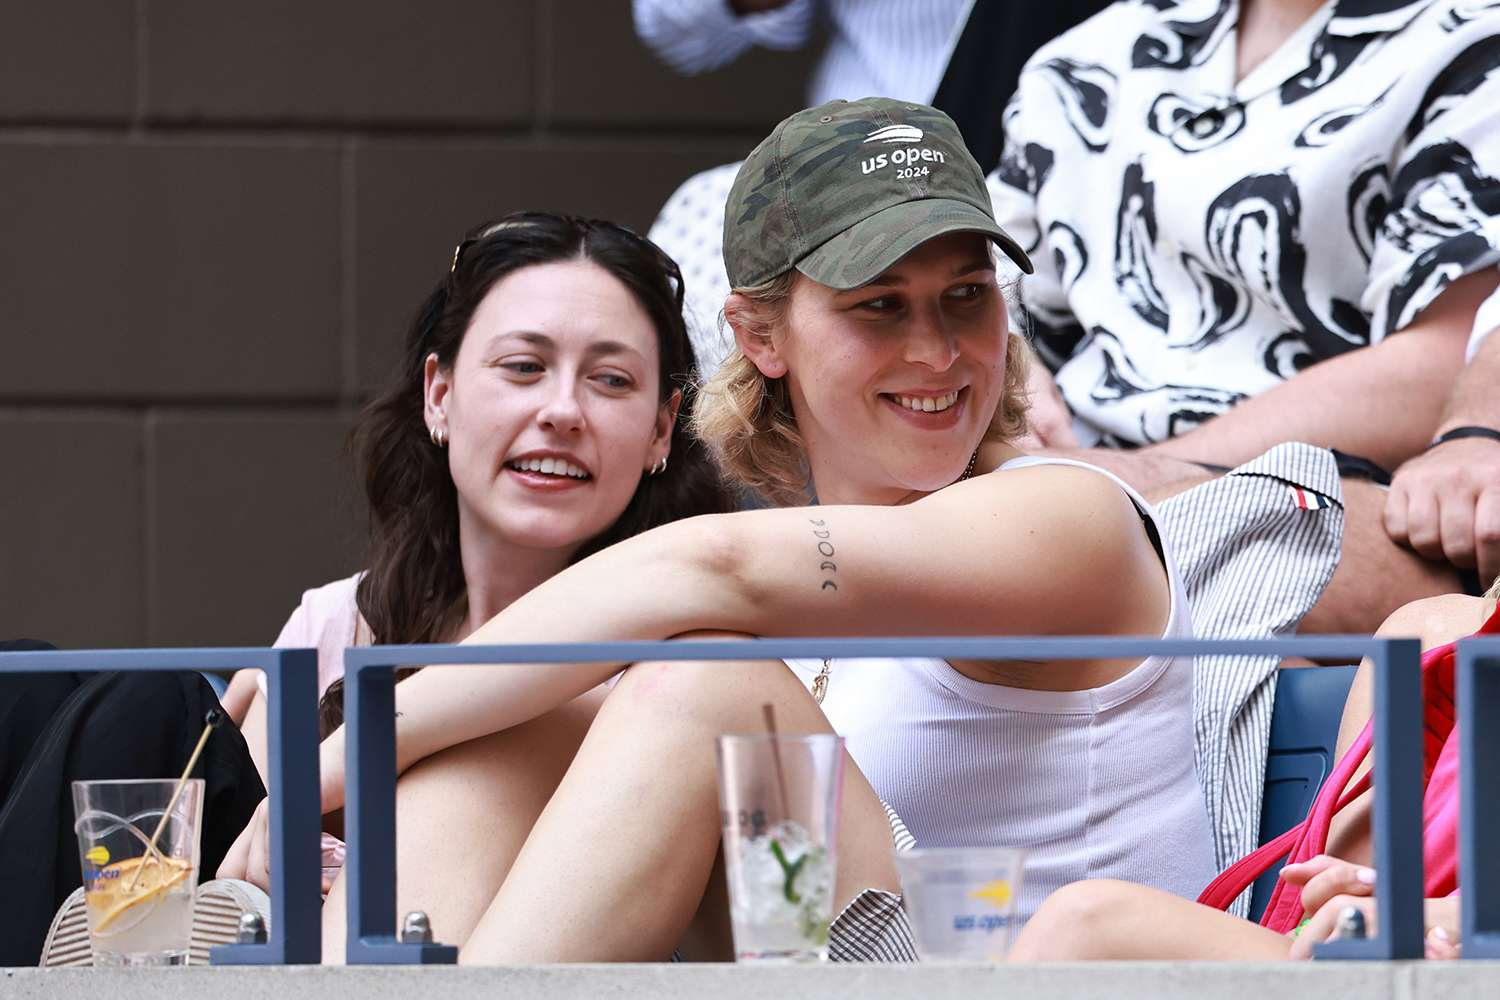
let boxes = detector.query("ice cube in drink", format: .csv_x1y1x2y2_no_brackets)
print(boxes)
727,819,835,962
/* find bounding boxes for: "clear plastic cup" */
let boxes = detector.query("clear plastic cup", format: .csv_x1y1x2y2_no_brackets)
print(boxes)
72,779,204,966
894,847,1027,961
716,734,845,962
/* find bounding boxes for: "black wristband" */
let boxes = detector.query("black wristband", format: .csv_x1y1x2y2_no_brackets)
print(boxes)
1426,425,1500,451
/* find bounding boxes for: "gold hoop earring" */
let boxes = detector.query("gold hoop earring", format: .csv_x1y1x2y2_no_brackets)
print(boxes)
649,456,668,476
430,425,447,448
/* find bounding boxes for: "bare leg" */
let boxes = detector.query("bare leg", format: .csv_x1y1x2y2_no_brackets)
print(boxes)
320,687,607,963
459,658,900,963
1010,880,1291,961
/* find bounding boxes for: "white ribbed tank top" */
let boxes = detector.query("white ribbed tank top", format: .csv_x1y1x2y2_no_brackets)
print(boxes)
788,456,1217,919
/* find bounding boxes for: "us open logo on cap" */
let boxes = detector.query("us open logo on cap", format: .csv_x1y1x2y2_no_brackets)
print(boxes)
864,125,923,144
860,125,946,177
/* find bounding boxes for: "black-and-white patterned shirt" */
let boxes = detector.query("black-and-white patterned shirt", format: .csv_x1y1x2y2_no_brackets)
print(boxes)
988,0,1500,447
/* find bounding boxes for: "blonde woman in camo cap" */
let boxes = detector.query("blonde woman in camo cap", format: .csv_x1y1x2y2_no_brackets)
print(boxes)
226,98,1213,962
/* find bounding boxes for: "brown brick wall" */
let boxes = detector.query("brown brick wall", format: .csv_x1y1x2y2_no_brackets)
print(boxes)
1,1,814,647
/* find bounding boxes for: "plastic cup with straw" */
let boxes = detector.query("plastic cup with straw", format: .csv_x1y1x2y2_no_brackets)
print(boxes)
714,705,844,962
71,710,221,965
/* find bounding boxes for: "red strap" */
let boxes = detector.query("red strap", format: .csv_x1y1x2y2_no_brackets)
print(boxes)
1196,713,1377,926
1199,605,1497,925
1197,825,1302,908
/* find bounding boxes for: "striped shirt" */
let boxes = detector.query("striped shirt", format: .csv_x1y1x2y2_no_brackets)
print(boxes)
632,0,971,105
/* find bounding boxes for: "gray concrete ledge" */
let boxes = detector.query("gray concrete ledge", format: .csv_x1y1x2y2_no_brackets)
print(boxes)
7,962,1500,1000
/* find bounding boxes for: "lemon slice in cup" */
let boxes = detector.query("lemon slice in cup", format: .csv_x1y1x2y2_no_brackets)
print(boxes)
87,856,193,933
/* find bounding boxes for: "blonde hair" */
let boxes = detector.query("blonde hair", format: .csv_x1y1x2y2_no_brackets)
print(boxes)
692,270,1031,506
1485,574,1500,617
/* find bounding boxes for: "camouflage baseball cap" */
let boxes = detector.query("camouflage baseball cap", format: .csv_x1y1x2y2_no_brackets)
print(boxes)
723,97,1032,290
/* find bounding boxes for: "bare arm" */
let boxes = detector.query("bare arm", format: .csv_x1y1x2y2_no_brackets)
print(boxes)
311,465,1164,807
220,669,259,724
1324,594,1489,861
1148,269,1499,471
240,691,270,790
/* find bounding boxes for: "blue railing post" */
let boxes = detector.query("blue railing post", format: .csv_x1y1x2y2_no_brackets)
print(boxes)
0,647,323,964
1313,637,1424,960
1459,638,1500,959
340,635,1438,964
343,659,457,963
213,647,323,965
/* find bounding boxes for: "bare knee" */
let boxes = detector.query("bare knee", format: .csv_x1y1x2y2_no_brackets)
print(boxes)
1010,880,1143,961
611,657,822,729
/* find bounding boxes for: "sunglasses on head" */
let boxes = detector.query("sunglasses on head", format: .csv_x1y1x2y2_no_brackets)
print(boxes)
448,215,676,281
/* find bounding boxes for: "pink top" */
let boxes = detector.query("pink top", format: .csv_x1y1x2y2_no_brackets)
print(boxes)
260,573,364,700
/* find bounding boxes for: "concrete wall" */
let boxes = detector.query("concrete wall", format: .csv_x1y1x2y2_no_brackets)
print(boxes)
10,961,1500,998
0,1,815,648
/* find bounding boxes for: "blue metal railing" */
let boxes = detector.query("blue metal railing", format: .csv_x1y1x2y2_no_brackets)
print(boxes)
0,648,323,965
1459,638,1500,959
5,635,1495,964
340,634,1466,964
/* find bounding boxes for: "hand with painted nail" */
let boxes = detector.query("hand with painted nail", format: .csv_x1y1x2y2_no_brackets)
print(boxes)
1278,854,1377,921
1423,896,1461,960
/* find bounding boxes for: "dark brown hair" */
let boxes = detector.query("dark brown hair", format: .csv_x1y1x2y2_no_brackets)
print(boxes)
318,211,731,735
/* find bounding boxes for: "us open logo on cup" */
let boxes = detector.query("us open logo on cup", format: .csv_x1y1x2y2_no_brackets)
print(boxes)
84,845,125,881
860,125,947,177
953,879,1014,934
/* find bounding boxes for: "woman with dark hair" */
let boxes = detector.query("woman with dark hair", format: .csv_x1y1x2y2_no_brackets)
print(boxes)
222,209,731,884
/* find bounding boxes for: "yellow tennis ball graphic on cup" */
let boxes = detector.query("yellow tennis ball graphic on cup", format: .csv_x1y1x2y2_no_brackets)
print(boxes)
85,845,110,866
969,879,1012,908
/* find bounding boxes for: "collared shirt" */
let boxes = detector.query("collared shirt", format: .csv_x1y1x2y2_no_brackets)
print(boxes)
632,0,970,105
988,0,1500,447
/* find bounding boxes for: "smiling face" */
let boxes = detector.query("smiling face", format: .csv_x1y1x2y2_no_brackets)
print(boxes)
424,257,675,560
736,232,1009,505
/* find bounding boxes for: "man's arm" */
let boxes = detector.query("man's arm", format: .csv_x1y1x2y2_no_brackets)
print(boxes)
1147,268,1500,472
1385,294,1500,583
633,0,814,75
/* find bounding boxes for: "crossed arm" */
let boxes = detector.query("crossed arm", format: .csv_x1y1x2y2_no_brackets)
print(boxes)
313,463,1164,810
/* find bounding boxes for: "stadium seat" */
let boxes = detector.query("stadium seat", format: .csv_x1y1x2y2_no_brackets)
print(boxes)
201,671,230,699
1247,665,1359,921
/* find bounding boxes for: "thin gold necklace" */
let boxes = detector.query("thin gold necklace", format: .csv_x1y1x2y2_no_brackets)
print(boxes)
812,447,979,705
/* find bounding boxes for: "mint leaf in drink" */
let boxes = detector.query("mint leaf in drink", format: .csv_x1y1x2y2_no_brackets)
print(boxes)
769,838,807,903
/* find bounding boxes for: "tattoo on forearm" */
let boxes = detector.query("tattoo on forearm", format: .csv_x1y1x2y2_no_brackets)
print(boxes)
809,518,838,591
